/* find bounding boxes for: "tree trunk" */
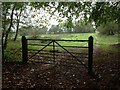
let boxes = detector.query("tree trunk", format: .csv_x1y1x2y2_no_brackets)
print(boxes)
2,31,4,60
2,7,7,60
14,18,19,41
4,33,8,49
118,24,120,44
14,8,22,41
4,5,15,49
110,30,114,35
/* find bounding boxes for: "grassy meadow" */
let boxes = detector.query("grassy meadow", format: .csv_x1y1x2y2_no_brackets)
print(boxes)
7,33,119,50
28,33,118,45
4,33,119,62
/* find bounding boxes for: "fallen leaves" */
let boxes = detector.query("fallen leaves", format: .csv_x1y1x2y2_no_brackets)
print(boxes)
2,47,120,89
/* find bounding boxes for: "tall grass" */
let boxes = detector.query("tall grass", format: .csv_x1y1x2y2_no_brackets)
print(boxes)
3,40,22,62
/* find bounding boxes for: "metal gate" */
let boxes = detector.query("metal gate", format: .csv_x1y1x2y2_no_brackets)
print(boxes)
22,36,93,74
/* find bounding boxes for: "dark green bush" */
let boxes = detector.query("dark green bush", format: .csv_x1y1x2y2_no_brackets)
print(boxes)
3,50,22,62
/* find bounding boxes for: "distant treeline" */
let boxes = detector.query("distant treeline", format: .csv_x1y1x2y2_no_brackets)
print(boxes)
48,27,95,34
19,25,95,37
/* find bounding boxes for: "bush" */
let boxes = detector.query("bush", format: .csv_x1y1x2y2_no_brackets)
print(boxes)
73,23,95,33
3,50,22,62
97,22,119,35
30,35,39,39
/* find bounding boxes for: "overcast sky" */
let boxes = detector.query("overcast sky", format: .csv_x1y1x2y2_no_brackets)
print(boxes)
10,2,96,31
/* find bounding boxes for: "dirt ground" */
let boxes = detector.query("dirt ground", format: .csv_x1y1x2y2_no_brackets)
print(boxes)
2,46,120,89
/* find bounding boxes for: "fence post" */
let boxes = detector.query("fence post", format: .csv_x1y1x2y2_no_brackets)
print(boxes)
53,40,55,64
22,36,28,63
88,36,93,74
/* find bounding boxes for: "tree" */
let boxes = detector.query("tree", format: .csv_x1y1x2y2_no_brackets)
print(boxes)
90,2,120,27
2,2,28,49
30,2,120,30
97,22,119,35
2,2,120,49
90,2,120,35
2,2,11,49
30,2,91,26
13,2,27,41
3,3,15,49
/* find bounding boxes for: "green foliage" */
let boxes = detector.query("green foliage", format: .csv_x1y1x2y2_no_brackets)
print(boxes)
4,50,22,62
19,26,41,38
30,2,92,27
2,2,120,50
6,40,21,50
2,2,29,49
65,19,74,29
3,40,22,62
30,2,120,27
97,22,119,35
96,34,119,45
91,2,120,26
74,22,95,33
99,44,120,53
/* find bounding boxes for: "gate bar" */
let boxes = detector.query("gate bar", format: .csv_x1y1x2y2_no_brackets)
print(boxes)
27,38,88,42
28,41,53,59
55,41,88,69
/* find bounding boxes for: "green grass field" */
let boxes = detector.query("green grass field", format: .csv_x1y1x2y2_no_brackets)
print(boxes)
7,33,119,50
4,33,119,62
28,33,118,45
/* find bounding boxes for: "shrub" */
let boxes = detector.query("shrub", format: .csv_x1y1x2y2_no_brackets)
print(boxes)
3,50,22,62
97,22,119,35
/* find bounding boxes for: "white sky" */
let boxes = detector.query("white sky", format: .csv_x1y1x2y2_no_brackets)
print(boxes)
18,5,61,31
11,3,96,31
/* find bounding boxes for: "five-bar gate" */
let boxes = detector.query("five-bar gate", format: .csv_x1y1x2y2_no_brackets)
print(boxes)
22,36,93,74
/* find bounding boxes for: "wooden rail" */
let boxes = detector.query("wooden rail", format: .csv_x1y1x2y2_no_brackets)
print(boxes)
27,38,88,42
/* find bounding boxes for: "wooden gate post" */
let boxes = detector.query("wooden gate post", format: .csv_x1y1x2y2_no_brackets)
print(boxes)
88,36,93,74
22,36,28,63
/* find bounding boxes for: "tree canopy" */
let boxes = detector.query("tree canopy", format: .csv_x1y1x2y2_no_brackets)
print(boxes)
90,2,120,26
2,2,120,31
1,1,120,49
30,2,120,27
